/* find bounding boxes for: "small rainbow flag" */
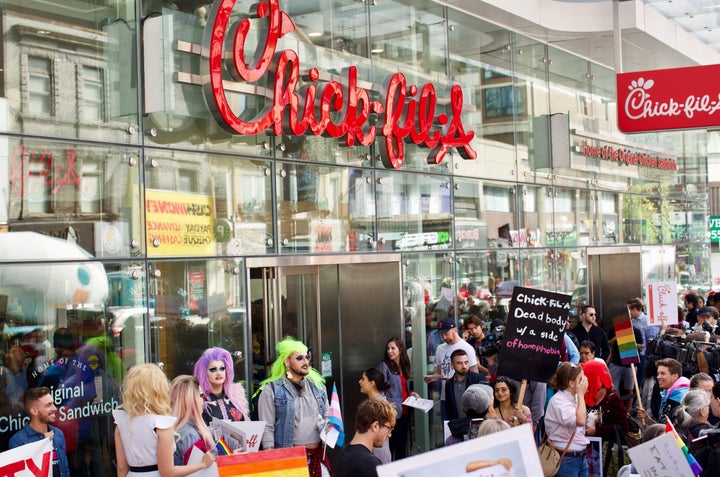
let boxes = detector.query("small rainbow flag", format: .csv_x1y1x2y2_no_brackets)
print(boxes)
665,420,702,475
615,313,639,365
215,436,233,456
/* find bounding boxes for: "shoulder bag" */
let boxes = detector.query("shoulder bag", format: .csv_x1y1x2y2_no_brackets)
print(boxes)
537,429,576,477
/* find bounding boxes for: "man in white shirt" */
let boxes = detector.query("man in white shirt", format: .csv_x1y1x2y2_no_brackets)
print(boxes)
424,317,478,421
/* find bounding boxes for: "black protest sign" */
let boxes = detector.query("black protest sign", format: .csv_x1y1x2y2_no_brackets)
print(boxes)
497,286,572,382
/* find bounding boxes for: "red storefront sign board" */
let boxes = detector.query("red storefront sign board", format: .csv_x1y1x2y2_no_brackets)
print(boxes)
617,64,720,133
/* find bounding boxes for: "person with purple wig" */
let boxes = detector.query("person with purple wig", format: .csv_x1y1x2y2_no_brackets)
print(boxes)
193,347,249,425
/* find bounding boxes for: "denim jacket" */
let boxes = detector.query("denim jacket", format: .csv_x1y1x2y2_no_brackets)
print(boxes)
378,361,409,416
268,379,327,449
9,423,71,477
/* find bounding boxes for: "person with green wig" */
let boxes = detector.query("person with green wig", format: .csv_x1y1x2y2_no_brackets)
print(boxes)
257,337,331,477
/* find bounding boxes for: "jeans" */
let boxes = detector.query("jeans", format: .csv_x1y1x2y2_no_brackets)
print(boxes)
556,454,588,477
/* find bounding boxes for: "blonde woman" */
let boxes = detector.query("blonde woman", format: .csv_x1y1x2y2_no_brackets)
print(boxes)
170,375,215,465
113,364,215,477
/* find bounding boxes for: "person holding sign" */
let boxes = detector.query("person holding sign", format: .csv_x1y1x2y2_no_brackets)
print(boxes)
170,375,215,465
492,376,532,429
545,362,590,477
9,387,71,477
378,337,417,460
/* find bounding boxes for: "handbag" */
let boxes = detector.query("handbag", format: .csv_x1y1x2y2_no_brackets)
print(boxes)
537,429,576,477
625,412,644,447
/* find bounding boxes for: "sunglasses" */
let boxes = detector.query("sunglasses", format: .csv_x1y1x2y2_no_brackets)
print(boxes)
208,366,226,373
294,355,309,362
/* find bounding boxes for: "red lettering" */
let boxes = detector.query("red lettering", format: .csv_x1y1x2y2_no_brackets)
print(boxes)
24,452,51,477
0,460,24,477
203,0,476,169
51,149,81,194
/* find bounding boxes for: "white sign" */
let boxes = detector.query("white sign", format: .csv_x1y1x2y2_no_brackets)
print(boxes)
0,438,53,477
212,419,266,452
377,424,541,477
627,432,693,476
646,281,678,325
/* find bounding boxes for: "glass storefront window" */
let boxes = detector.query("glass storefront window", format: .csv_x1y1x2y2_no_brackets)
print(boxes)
376,171,452,252
148,258,246,381
3,139,143,259
1,1,140,144
0,259,144,466
276,163,376,253
145,150,274,257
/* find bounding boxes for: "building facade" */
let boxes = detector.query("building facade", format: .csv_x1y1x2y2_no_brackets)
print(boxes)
0,0,710,467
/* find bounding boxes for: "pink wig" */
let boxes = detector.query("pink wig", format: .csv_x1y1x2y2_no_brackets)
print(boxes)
193,347,248,418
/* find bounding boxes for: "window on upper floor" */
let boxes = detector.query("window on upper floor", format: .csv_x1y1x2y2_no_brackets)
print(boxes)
81,65,104,121
27,56,52,115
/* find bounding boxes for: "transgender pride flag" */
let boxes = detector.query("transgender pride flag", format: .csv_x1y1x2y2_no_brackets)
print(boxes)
328,383,345,447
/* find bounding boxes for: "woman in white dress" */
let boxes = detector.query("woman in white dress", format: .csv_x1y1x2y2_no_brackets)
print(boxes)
359,367,394,464
113,364,215,477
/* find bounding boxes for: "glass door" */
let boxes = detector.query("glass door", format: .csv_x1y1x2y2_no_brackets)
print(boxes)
248,264,320,394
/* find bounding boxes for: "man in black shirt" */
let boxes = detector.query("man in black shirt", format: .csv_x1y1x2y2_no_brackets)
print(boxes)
571,305,610,360
335,399,397,477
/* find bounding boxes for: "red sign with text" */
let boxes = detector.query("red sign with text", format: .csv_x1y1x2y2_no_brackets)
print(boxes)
617,65,720,133
202,0,476,169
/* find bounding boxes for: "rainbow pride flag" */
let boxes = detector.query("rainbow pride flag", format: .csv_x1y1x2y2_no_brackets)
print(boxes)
665,420,703,475
615,313,639,365
215,436,233,456
217,446,309,477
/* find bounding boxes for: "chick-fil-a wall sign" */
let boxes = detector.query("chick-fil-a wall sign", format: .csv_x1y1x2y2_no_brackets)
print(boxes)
617,64,720,133
201,0,477,169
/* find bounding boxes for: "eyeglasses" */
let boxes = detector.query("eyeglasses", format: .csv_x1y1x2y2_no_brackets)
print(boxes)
294,355,309,362
208,366,226,373
587,313,596,316
382,424,394,433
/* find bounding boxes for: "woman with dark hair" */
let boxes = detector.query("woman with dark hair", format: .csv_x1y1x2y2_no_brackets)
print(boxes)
545,362,590,477
194,347,249,425
378,337,416,459
492,376,532,429
359,367,393,463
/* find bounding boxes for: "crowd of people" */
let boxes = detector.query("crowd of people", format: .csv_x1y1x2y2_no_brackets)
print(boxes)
7,288,720,477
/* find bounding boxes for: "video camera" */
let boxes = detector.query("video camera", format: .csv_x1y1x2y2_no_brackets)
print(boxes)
478,329,504,356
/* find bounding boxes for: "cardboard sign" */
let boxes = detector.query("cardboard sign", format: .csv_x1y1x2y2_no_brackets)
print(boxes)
0,438,53,477
377,424,541,477
628,432,693,476
497,287,571,382
646,281,678,325
212,419,266,452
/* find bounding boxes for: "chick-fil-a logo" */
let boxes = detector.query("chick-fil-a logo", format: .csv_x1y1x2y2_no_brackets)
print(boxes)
617,65,720,133
201,0,476,168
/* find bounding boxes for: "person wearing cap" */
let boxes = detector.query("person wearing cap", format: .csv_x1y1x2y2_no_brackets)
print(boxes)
692,307,717,334
424,317,478,422
445,383,496,445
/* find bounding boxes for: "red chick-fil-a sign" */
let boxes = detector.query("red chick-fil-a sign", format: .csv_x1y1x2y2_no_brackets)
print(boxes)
201,0,476,168
617,64,720,133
